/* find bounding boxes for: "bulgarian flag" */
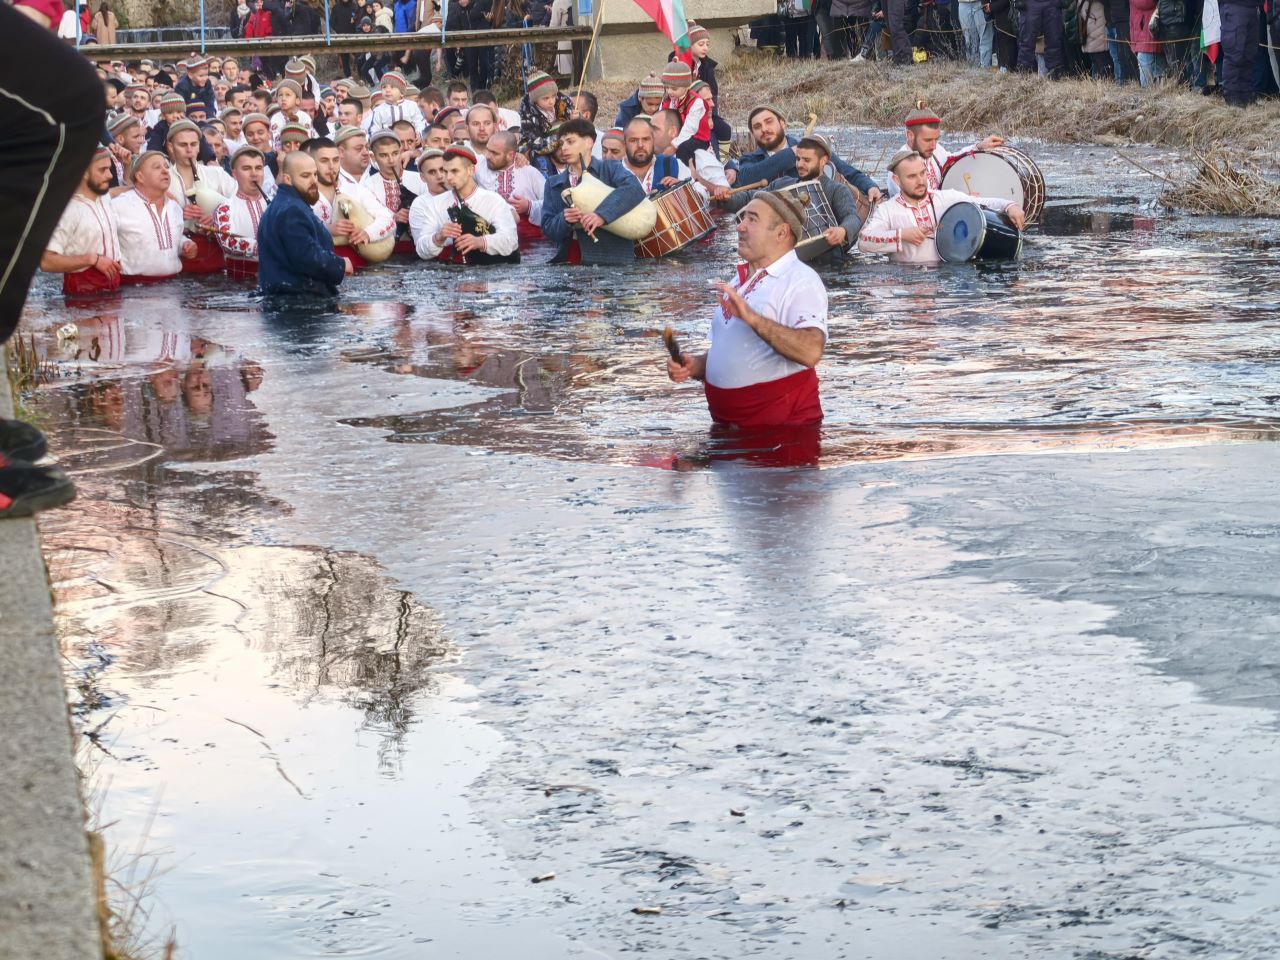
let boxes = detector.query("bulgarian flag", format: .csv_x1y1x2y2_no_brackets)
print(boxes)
629,0,691,50
1201,0,1221,63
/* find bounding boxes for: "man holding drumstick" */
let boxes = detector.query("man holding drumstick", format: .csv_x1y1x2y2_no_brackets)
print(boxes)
667,193,827,430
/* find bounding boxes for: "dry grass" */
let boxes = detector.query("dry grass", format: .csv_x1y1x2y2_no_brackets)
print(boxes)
591,51,1280,153
1121,146,1280,217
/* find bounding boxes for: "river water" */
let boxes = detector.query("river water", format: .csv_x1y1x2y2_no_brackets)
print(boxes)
15,134,1280,959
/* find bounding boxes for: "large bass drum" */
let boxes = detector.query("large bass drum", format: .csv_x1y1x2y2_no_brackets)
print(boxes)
935,200,1022,263
635,181,716,258
769,181,837,263
941,146,1045,224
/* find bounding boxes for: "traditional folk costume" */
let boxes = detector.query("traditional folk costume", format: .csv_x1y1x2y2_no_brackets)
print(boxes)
311,180,396,270
213,190,268,281
475,162,545,242
658,62,711,166
408,183,520,265
704,249,828,429
268,105,316,152
46,191,123,295
362,165,424,252
541,158,648,266
371,98,425,136
887,107,970,199
112,187,187,281
763,173,863,266
858,188,1012,265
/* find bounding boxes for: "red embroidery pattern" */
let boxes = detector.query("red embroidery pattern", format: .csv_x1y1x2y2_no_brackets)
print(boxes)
894,194,936,233
496,169,514,200
76,195,118,261
723,263,767,322
138,190,174,250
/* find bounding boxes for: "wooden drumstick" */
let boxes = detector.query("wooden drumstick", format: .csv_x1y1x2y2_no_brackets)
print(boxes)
662,326,684,364
963,172,976,196
803,112,818,138
726,179,768,196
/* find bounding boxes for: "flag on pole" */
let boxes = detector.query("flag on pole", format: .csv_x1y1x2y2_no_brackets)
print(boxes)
1200,0,1221,62
628,0,690,50
441,0,449,43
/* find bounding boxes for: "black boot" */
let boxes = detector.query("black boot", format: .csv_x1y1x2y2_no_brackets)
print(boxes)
0,418,47,462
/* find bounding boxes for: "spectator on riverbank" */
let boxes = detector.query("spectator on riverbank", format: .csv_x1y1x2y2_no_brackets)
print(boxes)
91,1,117,44
1129,0,1165,84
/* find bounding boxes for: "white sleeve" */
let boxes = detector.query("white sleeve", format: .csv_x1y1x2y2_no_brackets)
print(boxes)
482,194,519,258
780,273,828,336
409,195,445,259
857,202,902,255
525,167,545,225
673,98,706,148
45,204,77,256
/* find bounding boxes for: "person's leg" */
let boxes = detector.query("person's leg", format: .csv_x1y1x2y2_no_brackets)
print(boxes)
1040,0,1066,76
0,4,103,343
887,0,914,62
1017,0,1043,71
958,0,980,63
815,5,836,56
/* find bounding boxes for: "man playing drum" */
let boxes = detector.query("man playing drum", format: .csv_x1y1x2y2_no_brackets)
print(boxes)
859,149,1025,266
667,192,827,430
889,105,1005,198
622,118,689,195
732,105,881,204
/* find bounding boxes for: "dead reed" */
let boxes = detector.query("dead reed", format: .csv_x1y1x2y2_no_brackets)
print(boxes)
1121,146,1280,217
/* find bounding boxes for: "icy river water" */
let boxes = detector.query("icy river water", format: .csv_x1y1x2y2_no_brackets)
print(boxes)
14,132,1280,959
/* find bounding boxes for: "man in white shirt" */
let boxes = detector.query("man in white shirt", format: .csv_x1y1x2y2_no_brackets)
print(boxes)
41,148,124,295
651,109,727,195
213,145,269,280
479,131,544,243
859,149,1025,265
362,129,423,248
666,192,827,431
888,105,1006,198
334,125,372,191
106,114,146,187
417,148,447,197
112,151,197,280
306,137,395,269
409,145,519,264
164,119,235,215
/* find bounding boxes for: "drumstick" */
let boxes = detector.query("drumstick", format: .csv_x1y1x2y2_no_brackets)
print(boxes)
726,179,768,196
662,326,684,364
963,172,976,196
803,112,818,138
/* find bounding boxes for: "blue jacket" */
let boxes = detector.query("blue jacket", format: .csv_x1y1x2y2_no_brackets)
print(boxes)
175,76,217,117
393,0,416,31
542,159,648,265
257,185,348,296
613,90,643,130
738,135,879,197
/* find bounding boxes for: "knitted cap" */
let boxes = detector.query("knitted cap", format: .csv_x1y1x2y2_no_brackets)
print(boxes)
368,128,399,148
108,113,141,134
299,54,317,72
434,106,462,127
165,119,200,141
230,144,265,165
241,112,270,130
404,85,420,99
904,102,941,127
333,125,366,146
280,122,310,143
443,145,477,164
686,22,709,44
159,92,186,111
380,70,408,89
185,102,208,116
888,147,923,171
661,61,692,87
275,79,303,98
637,73,664,100
125,82,148,94
370,91,385,107
130,150,167,178
600,128,624,145
690,80,709,94
525,70,557,98
347,83,371,99
284,59,307,78
420,148,444,160
186,55,210,70
219,106,243,119
755,191,806,246
747,104,786,126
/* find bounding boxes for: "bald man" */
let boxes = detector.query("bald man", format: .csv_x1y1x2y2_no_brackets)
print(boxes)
256,151,351,296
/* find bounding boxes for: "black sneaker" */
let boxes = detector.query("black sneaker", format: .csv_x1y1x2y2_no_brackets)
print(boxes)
0,455,76,519
0,418,47,462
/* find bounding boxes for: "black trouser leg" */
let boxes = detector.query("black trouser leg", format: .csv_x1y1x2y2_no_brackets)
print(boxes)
0,6,104,343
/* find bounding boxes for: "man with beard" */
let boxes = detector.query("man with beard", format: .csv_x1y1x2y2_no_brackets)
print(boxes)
362,128,422,249
621,117,687,195
734,106,881,203
888,106,1004,198
41,148,123,294
650,108,726,195
465,103,499,179
408,145,519,265
308,134,395,269
732,137,864,266
479,131,544,243
858,149,1024,266
214,145,270,280
257,150,351,294
112,151,198,281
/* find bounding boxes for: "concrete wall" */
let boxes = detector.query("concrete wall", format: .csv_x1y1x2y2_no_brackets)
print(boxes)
592,0,772,81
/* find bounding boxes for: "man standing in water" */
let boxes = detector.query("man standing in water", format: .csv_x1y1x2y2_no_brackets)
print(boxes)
667,193,827,429
256,151,352,296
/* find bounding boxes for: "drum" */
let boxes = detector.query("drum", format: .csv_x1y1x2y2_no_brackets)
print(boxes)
940,146,1045,224
635,181,717,259
769,181,837,263
935,201,1022,263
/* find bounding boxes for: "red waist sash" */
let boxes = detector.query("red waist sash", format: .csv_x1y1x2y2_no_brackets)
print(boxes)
517,217,544,244
121,272,178,285
62,267,121,296
337,247,368,270
704,367,822,429
182,234,226,274
225,256,259,282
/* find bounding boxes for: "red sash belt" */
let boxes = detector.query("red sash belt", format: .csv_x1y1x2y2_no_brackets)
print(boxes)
393,238,416,256
182,234,226,274
517,218,544,244
121,272,178,285
62,267,121,296
225,256,259,282
338,247,368,270
704,367,822,429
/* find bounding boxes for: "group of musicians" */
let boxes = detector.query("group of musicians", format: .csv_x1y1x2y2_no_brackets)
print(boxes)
43,40,1033,443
